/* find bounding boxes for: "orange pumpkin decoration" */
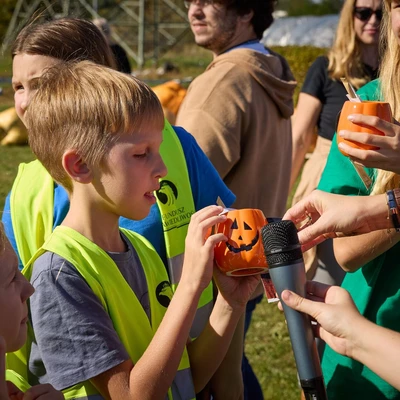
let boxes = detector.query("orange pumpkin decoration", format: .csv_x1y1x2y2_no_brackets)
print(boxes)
337,101,392,156
213,209,269,276
151,80,187,124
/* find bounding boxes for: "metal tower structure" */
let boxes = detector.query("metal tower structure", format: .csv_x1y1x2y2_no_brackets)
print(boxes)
2,0,190,68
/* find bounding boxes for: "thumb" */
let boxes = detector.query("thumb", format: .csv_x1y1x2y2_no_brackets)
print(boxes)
281,289,315,317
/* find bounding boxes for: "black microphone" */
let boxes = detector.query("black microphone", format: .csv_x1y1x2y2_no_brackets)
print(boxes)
261,220,327,400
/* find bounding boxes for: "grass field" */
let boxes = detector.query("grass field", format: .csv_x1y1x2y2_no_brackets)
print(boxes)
0,44,325,399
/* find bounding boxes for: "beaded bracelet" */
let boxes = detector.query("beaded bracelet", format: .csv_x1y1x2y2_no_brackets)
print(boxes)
386,189,400,232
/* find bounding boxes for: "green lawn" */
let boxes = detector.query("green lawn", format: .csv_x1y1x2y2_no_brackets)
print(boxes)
0,45,326,399
246,299,300,399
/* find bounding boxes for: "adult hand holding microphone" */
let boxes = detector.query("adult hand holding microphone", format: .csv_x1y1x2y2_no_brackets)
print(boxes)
280,267,400,393
283,190,394,252
279,189,400,392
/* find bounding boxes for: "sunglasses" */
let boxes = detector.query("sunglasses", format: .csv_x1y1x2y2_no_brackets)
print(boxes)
354,7,383,22
183,0,221,8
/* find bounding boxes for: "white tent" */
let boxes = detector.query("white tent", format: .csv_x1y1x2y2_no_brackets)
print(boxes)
262,14,339,48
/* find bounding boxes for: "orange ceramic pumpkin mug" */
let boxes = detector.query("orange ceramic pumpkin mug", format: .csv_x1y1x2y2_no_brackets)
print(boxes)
212,209,269,277
336,101,392,156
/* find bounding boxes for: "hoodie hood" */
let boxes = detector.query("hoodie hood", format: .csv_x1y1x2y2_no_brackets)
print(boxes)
206,48,297,118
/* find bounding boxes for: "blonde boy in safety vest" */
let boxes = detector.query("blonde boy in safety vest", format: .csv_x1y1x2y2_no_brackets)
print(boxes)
6,61,260,400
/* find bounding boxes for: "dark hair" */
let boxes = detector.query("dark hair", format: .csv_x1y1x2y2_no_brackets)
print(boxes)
11,17,116,68
228,0,275,38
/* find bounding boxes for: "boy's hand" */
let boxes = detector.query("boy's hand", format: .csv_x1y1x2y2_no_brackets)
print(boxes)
181,206,228,292
213,267,261,311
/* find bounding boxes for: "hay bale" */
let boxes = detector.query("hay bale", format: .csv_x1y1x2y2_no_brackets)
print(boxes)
0,107,28,146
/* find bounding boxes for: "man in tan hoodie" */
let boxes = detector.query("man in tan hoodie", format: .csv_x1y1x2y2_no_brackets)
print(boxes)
176,1,297,399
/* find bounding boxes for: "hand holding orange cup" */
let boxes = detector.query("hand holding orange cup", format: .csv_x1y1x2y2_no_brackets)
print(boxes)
210,208,270,277
337,101,392,156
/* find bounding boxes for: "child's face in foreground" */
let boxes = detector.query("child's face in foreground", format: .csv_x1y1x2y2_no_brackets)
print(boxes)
12,53,59,126
92,125,168,221
0,238,34,352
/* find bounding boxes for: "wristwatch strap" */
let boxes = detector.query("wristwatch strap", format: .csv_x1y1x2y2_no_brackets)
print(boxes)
387,189,400,232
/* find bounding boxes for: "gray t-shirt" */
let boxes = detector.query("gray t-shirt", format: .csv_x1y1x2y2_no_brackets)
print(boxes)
29,233,150,392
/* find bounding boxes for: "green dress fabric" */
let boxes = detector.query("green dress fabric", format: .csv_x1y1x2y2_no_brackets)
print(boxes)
317,79,400,399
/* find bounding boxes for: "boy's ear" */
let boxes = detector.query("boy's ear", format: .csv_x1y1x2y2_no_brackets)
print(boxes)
62,149,93,184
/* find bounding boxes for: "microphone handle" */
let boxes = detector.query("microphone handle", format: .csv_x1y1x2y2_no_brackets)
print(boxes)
269,260,328,400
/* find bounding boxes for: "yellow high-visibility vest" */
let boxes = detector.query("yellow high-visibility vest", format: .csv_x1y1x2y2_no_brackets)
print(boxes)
7,226,195,400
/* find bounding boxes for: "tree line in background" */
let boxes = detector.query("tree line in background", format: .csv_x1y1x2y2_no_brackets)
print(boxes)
0,0,342,55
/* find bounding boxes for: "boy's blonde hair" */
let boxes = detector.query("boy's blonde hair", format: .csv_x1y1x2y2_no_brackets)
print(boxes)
26,61,164,192
327,0,378,89
370,0,400,195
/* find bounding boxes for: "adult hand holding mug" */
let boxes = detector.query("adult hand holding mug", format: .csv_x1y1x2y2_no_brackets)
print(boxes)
338,114,400,174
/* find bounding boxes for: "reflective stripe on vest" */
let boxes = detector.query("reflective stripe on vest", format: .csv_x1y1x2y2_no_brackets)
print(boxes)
7,226,195,400
5,370,30,392
157,120,214,338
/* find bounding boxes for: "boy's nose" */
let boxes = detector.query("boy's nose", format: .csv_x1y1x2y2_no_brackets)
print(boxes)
157,155,168,179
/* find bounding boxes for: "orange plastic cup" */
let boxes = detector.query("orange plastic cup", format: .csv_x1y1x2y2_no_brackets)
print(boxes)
212,209,269,277
337,101,392,156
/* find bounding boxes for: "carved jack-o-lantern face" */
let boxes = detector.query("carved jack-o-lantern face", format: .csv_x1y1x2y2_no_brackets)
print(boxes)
213,209,269,276
226,218,260,253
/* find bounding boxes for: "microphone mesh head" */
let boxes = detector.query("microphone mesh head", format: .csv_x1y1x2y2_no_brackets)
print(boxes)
261,220,303,267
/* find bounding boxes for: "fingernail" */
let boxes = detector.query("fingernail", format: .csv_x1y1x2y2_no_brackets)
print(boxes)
348,115,355,122
281,290,292,301
338,130,345,137
338,142,344,149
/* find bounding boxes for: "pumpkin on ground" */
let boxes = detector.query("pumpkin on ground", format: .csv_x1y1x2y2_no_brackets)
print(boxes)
0,107,28,146
151,80,187,125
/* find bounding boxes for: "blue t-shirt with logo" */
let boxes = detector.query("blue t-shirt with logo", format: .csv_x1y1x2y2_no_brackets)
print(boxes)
2,126,235,269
